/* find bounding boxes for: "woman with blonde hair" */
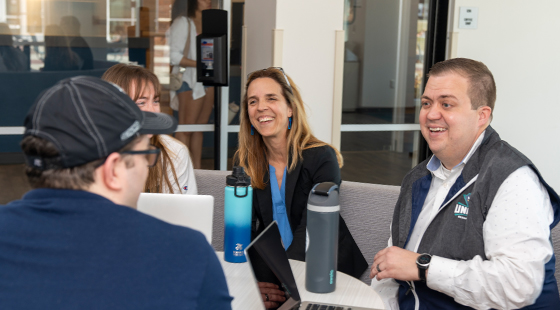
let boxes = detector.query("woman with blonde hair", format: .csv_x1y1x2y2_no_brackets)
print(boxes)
235,67,367,308
102,63,197,195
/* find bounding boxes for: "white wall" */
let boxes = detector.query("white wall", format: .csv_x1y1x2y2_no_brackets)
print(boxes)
245,0,344,143
244,0,276,73
451,0,560,190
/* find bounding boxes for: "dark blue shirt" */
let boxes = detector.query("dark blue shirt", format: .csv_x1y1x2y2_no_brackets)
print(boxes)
0,189,232,309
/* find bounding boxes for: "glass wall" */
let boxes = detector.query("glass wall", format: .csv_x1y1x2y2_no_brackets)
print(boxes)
0,0,435,204
340,0,429,185
0,0,244,203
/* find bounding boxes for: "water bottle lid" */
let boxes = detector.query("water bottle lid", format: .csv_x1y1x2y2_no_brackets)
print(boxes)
308,182,339,207
312,182,338,196
226,166,251,186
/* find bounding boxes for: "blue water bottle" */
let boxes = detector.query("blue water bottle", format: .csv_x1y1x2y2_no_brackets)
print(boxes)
224,166,253,263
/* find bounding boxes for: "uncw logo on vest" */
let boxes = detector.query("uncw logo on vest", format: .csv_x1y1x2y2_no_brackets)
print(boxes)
454,193,471,220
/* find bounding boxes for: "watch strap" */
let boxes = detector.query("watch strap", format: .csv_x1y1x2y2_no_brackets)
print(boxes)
418,266,427,282
416,253,431,282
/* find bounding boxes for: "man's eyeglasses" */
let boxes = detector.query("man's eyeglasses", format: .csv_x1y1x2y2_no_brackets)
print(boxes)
120,144,160,167
248,67,293,94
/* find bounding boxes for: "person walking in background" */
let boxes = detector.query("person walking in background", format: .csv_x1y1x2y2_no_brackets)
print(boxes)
169,0,213,169
102,63,198,194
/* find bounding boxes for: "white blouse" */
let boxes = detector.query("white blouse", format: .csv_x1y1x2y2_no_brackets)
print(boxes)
168,16,205,101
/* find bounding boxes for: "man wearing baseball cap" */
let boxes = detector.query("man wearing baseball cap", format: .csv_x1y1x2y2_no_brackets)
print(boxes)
0,76,232,309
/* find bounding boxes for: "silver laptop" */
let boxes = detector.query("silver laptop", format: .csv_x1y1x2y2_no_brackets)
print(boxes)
244,221,380,310
136,193,214,244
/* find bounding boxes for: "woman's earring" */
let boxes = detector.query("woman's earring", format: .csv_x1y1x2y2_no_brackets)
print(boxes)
251,125,254,135
288,117,292,130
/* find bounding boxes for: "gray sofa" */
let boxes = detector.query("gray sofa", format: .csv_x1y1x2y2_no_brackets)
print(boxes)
194,169,560,289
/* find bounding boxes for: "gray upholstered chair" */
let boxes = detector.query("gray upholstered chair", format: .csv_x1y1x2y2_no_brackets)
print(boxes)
194,169,229,251
338,181,400,284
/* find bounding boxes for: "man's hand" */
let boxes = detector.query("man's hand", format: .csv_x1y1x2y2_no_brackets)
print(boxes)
370,246,423,281
258,282,286,309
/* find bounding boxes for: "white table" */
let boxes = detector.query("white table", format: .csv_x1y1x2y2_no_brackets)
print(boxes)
216,252,385,310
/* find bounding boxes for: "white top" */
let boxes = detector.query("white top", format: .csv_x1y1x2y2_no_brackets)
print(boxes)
168,16,205,101
372,131,555,310
159,134,198,195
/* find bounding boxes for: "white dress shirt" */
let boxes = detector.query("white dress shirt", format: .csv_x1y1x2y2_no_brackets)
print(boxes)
159,135,198,195
168,16,205,102
372,131,555,310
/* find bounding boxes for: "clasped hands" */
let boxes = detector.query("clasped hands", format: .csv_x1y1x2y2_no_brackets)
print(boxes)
370,246,424,281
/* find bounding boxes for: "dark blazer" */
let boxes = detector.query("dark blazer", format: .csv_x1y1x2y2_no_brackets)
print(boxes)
252,145,368,279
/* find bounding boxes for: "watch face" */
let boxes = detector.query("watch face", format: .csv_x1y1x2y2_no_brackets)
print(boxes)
417,254,431,266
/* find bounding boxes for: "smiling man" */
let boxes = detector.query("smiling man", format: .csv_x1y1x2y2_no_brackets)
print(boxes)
0,76,232,309
370,58,560,309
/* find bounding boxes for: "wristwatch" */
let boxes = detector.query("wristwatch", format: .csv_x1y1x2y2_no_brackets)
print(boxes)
416,253,432,282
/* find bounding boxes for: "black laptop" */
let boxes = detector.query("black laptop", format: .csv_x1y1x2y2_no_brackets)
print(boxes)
244,221,380,310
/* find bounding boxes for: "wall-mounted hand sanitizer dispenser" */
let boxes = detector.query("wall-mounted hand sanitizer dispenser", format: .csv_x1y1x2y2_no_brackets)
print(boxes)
197,9,228,86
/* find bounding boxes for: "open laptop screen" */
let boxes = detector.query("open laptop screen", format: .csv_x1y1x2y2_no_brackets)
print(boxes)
245,221,301,302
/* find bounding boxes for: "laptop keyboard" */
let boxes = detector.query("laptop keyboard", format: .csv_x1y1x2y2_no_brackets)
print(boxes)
305,304,348,310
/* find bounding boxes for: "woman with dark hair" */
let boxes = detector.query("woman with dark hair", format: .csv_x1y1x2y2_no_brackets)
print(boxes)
102,63,198,195
0,23,28,71
169,0,212,169
235,67,368,308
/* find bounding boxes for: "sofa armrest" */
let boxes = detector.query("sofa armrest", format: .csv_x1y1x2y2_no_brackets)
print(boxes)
194,169,230,251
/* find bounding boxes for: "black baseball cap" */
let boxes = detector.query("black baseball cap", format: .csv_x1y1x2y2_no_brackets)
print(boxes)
23,76,178,170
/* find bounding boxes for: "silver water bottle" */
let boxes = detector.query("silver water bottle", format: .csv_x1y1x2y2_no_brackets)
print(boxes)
305,182,339,293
